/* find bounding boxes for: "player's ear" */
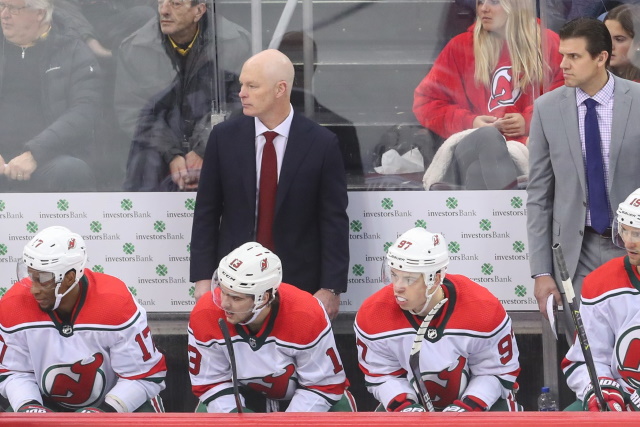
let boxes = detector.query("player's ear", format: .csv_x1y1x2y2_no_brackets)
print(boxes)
61,270,77,290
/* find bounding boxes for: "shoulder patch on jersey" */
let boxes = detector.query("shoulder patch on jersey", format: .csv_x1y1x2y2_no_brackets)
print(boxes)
189,291,226,343
355,284,413,336
0,282,49,328
582,257,634,301
73,270,140,328
445,275,508,334
269,284,330,346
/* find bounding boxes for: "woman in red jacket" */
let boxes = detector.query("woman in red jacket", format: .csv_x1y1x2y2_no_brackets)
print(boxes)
413,0,563,189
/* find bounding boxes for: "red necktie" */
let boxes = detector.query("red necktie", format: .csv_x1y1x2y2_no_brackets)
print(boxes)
256,131,278,251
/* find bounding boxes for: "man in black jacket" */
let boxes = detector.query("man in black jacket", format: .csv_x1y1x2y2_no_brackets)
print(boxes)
115,0,250,191
0,0,101,192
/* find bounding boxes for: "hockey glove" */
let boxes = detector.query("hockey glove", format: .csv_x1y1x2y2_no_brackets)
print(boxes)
17,401,52,413
386,393,424,412
442,396,487,412
583,378,624,412
75,407,104,413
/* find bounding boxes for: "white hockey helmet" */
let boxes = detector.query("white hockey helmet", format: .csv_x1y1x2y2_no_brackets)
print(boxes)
20,226,87,310
613,188,640,248
213,242,282,323
386,227,449,314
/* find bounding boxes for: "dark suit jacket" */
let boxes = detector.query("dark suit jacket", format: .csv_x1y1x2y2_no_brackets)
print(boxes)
190,112,349,294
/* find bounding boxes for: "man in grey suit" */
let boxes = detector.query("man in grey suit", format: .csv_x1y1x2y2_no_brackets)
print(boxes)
527,18,640,326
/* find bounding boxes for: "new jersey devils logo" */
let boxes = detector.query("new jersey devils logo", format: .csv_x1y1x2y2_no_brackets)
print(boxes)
433,235,440,247
42,353,107,408
260,258,269,272
67,238,76,250
616,326,640,388
246,363,296,399
422,356,469,410
488,66,521,112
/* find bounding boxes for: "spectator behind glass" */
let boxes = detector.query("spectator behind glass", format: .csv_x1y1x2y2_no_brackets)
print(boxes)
604,4,640,81
414,0,563,190
277,31,364,184
0,0,101,192
414,0,563,144
115,0,250,191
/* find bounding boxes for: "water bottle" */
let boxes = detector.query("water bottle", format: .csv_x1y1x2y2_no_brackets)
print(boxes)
537,387,558,411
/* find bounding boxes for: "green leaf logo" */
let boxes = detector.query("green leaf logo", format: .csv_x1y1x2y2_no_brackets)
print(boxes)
445,197,458,209
383,242,392,253
187,243,191,253
352,264,365,276
189,286,195,298
513,241,525,253
123,243,135,255
185,198,196,211
26,222,38,233
0,288,6,298
93,265,104,273
156,264,168,276
479,219,492,231
481,263,494,275
514,285,527,297
121,199,133,211
57,199,69,211
414,219,427,229
153,221,166,233
0,200,5,212
90,221,102,233
511,196,523,209
381,198,393,210
350,220,363,232
0,244,7,256
448,241,460,254
128,287,138,297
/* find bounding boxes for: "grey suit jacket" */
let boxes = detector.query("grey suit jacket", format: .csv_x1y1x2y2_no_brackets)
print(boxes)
527,75,640,278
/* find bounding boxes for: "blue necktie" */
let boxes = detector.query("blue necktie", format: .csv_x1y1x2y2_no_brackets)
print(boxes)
583,98,610,234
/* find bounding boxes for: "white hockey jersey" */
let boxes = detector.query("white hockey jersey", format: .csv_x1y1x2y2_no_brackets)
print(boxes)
188,283,348,413
0,270,166,412
354,275,520,411
563,256,640,399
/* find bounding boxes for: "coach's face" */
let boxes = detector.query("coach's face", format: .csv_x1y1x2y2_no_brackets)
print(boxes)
559,37,609,96
238,61,281,120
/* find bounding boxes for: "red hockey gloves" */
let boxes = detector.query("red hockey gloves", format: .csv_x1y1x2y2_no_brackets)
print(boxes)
17,401,52,413
583,378,624,412
387,393,425,412
442,396,487,412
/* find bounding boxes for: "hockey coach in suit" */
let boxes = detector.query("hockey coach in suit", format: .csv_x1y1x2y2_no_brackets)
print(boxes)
190,49,349,319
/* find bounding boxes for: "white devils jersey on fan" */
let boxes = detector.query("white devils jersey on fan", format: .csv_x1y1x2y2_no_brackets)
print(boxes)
0,270,166,412
563,256,640,399
354,275,520,411
188,283,348,413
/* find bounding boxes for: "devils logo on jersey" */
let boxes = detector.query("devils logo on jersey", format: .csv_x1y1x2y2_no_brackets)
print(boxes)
260,258,269,272
246,363,296,399
421,355,469,410
488,66,521,112
42,353,107,408
615,326,640,388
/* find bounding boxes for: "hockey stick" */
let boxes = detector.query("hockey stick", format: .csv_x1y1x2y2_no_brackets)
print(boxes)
408,298,448,412
552,244,606,411
218,318,243,413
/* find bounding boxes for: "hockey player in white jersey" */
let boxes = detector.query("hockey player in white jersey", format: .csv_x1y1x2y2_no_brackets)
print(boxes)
562,188,640,411
354,227,521,412
188,242,355,413
0,226,166,413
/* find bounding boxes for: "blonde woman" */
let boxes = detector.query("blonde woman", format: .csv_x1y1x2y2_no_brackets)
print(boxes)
413,0,563,144
604,4,640,82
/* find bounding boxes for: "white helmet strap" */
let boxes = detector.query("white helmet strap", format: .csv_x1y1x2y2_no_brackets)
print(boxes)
52,277,79,311
238,290,273,325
